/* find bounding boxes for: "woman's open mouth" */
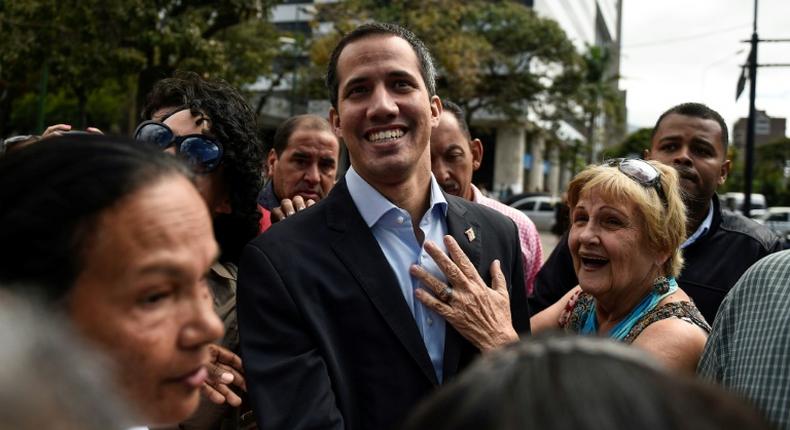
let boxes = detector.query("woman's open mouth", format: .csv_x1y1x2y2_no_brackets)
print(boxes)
580,256,609,269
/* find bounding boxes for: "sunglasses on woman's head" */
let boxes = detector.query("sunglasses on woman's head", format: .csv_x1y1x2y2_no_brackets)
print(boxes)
604,158,667,206
133,121,223,174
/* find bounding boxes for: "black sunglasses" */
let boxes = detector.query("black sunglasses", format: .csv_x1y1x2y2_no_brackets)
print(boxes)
133,121,223,173
605,158,667,205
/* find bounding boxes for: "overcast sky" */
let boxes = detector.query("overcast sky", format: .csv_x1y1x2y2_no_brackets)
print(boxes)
620,0,790,136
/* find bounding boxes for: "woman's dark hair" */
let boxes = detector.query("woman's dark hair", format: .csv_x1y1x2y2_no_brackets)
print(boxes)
402,334,769,430
0,134,192,302
142,71,264,263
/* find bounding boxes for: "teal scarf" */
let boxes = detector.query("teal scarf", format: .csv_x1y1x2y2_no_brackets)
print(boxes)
581,276,678,340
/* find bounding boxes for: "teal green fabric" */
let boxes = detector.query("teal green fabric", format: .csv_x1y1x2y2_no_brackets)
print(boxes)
580,277,678,340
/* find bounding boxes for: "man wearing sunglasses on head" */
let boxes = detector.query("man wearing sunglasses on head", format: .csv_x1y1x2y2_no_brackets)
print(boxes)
530,102,782,324
137,71,265,430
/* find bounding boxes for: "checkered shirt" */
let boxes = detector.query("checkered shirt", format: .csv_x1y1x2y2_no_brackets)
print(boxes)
698,250,790,429
471,185,543,295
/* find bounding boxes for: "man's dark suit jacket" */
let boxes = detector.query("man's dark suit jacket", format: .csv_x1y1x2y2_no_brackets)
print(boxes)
237,178,530,430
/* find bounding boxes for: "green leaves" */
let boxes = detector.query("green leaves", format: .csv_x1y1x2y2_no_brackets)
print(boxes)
0,0,281,134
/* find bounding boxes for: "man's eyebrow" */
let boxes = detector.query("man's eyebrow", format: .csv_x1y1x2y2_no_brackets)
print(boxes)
690,137,717,149
138,264,188,278
388,70,420,81
343,70,418,88
657,135,682,143
343,76,369,90
291,151,312,159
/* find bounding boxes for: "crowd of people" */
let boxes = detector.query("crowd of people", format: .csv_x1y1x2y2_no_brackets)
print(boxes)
1,21,788,430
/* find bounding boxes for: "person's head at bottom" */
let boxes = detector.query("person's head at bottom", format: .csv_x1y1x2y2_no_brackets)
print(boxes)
0,135,224,426
402,334,769,430
0,295,131,429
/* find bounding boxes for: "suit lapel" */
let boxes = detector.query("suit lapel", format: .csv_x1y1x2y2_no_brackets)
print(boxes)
446,197,482,271
327,180,439,385
442,196,483,378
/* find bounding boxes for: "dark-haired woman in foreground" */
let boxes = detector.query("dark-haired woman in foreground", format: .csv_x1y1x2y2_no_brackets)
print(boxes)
0,136,224,427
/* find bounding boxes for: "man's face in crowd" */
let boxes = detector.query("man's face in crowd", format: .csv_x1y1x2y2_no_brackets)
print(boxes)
329,34,441,186
68,175,224,425
268,128,339,202
430,111,482,201
151,107,231,216
646,113,730,208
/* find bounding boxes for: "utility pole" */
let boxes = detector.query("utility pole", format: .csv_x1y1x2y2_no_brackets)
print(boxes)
738,1,790,217
743,0,758,218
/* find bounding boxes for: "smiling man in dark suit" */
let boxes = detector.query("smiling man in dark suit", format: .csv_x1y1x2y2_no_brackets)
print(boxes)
237,23,530,430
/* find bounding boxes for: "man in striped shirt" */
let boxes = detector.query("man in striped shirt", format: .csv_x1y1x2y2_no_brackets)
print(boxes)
430,100,543,294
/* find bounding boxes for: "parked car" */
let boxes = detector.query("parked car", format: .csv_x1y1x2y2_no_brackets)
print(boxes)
509,195,560,231
503,192,552,206
720,192,766,217
756,207,790,239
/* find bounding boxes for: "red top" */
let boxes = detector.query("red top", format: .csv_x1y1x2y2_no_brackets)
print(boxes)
259,205,272,233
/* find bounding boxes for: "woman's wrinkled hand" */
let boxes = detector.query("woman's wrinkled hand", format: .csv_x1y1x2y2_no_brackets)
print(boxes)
411,235,518,352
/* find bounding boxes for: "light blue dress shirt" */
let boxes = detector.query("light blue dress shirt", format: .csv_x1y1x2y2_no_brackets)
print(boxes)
346,167,450,382
681,198,714,249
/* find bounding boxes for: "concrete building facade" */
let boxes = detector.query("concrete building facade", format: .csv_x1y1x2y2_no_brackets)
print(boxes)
732,110,787,154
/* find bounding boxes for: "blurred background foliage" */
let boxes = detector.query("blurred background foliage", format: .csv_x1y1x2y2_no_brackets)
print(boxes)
0,0,281,135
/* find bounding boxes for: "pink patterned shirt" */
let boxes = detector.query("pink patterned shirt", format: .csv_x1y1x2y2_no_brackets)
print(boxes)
471,185,543,295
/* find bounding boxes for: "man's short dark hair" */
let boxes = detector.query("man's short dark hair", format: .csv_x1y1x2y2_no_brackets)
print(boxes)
326,22,437,110
651,102,729,157
0,135,191,302
441,100,471,141
142,71,264,263
272,114,335,157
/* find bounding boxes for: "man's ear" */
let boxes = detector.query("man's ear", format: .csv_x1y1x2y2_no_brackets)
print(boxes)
719,159,731,185
429,96,443,127
643,148,651,160
266,149,278,180
329,108,342,139
471,138,484,171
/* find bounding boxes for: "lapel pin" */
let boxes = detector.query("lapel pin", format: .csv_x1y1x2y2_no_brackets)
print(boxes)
464,227,476,242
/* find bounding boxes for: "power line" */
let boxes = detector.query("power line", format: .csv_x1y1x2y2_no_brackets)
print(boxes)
624,23,750,49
